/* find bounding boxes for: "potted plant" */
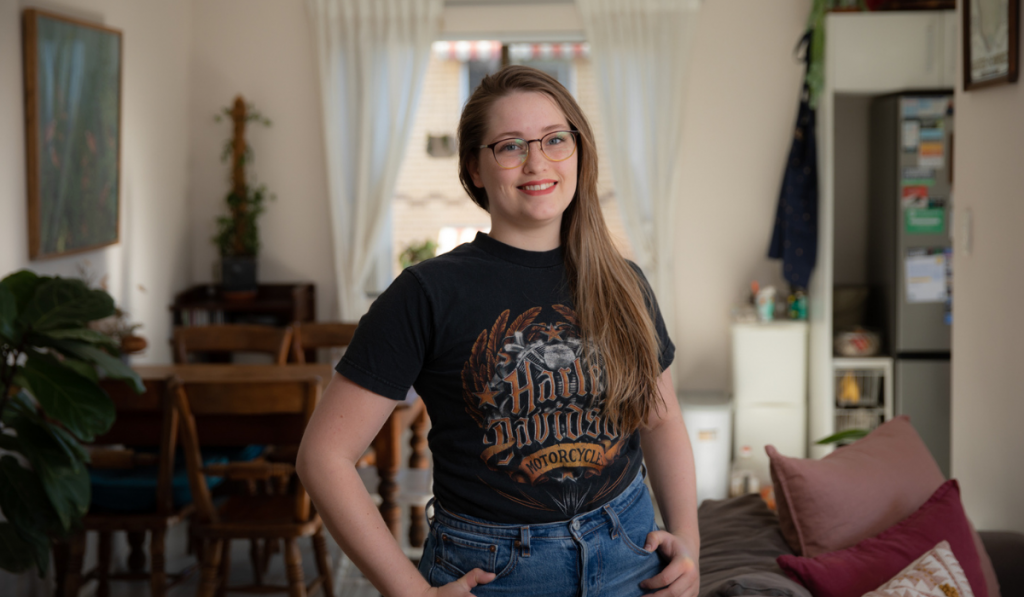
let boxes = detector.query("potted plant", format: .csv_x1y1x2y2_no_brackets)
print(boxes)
213,95,274,299
399,239,438,269
0,270,142,576
90,307,147,356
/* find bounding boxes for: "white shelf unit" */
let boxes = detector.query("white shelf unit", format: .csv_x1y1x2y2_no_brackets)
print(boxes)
808,10,957,459
831,357,894,442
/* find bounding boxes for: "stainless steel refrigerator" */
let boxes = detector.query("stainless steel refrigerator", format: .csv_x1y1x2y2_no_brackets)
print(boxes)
868,93,953,477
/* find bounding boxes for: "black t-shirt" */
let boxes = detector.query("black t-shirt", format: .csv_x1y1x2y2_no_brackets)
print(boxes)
337,233,674,524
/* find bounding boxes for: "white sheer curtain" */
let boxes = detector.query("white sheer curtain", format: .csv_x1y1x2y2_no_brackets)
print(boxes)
307,0,442,320
576,0,701,344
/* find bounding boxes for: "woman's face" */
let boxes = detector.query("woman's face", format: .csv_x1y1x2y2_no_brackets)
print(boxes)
469,91,578,250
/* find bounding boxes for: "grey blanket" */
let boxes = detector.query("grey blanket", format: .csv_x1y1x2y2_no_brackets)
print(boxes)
697,495,811,597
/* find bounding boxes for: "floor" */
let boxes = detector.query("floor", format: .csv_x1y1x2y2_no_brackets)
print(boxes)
0,467,431,597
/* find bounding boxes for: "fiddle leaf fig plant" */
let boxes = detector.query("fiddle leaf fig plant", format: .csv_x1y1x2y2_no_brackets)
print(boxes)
0,270,142,577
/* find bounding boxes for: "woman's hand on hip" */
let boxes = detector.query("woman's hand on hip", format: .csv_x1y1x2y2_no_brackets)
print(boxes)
639,530,700,597
427,568,496,597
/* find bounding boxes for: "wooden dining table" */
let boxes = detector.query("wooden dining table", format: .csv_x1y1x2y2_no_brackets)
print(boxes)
128,364,429,546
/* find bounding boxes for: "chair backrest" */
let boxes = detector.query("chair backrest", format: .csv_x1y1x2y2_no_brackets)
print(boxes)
290,322,358,364
173,324,293,364
170,375,322,525
94,377,180,515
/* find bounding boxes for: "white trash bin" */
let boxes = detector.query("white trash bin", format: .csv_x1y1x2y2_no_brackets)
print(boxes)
680,392,732,505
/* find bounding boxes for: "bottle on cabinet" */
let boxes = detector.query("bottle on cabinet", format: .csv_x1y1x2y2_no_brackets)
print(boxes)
729,445,761,497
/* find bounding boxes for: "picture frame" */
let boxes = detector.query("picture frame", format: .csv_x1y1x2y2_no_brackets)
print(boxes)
963,0,1020,90
23,9,123,260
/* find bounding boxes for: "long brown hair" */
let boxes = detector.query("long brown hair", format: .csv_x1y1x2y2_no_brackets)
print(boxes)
457,65,663,433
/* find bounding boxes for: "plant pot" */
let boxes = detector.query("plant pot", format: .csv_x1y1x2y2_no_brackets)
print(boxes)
221,255,257,294
120,335,148,354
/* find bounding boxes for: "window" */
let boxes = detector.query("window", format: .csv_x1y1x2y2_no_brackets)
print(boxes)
392,40,632,278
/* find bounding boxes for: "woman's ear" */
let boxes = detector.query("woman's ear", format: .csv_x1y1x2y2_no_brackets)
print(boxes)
468,156,484,188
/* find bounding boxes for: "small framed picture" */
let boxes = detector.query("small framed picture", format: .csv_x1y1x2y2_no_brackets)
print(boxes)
963,0,1020,90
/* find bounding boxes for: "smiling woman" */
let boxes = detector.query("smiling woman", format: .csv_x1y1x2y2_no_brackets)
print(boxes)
297,65,701,597
467,91,579,250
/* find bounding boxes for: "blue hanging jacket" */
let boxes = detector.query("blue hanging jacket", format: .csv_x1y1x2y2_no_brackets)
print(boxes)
769,31,818,290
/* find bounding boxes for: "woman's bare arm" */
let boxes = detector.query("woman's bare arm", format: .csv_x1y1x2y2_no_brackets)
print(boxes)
638,368,701,597
297,374,437,595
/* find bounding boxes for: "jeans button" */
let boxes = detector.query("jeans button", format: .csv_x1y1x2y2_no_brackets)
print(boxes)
571,520,580,530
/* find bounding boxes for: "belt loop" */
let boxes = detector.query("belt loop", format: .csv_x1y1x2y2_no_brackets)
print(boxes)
602,504,621,539
426,497,436,524
519,526,531,557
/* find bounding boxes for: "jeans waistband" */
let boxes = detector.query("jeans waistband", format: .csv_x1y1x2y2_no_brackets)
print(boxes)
428,466,648,541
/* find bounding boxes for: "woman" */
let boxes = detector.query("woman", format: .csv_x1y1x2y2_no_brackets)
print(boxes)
297,66,700,597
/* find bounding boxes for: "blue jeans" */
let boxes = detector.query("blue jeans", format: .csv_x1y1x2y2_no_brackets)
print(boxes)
418,470,666,596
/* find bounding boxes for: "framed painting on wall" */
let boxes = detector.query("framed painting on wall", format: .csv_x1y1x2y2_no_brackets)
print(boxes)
23,9,123,260
964,0,1020,90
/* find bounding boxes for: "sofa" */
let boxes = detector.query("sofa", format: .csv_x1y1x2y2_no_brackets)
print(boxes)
695,416,1024,597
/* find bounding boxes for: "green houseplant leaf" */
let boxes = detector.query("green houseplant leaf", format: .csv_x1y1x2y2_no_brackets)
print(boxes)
815,428,870,445
0,456,57,575
7,392,91,469
19,277,114,332
0,524,34,574
0,270,42,314
18,351,115,442
60,358,100,383
3,396,91,534
44,327,120,351
42,338,144,393
0,285,16,342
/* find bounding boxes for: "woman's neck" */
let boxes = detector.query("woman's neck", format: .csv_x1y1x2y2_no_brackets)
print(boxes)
487,221,562,252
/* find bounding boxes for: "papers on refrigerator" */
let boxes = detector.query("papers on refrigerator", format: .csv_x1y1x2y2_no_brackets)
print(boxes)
905,253,948,303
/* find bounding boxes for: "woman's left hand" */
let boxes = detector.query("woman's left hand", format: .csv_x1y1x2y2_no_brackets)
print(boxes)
638,530,700,597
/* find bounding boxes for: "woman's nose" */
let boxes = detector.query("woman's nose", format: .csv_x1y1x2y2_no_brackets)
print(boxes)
522,140,547,172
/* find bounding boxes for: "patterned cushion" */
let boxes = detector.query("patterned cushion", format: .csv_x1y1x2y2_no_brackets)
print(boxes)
864,540,974,597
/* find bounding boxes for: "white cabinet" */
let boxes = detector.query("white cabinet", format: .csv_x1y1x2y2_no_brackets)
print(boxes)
828,12,957,93
732,321,808,486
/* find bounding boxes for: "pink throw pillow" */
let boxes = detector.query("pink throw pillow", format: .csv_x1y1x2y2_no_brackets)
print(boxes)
766,415,1000,597
776,480,986,597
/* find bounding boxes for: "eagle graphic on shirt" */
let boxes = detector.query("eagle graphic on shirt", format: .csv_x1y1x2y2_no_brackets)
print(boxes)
461,305,632,516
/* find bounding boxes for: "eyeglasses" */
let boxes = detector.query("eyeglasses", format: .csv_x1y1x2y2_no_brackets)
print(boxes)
479,130,579,169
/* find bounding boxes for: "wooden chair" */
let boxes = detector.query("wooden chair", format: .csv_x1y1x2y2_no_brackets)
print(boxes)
288,321,357,364
173,324,292,365
171,374,333,597
58,377,194,597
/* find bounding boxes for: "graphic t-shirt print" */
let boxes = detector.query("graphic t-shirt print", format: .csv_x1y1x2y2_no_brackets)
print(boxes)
461,305,632,516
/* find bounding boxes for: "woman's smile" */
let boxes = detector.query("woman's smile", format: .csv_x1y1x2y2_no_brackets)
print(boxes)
519,180,558,195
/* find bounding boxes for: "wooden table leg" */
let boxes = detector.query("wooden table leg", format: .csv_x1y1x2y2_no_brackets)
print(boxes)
408,403,429,548
374,409,402,539
127,530,146,573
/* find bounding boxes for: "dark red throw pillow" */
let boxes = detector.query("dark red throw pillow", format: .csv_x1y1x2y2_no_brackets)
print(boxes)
776,479,986,597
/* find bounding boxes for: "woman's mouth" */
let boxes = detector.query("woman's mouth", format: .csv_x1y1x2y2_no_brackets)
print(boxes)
518,181,557,195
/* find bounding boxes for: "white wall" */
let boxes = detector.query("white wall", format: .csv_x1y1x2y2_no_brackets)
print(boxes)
950,7,1024,532
673,0,810,391
187,0,336,319
0,0,192,364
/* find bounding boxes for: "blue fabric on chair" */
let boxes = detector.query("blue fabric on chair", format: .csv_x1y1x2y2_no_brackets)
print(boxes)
90,445,265,513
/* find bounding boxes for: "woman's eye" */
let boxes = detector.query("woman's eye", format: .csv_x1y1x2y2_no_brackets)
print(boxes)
546,134,568,146
497,141,525,153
